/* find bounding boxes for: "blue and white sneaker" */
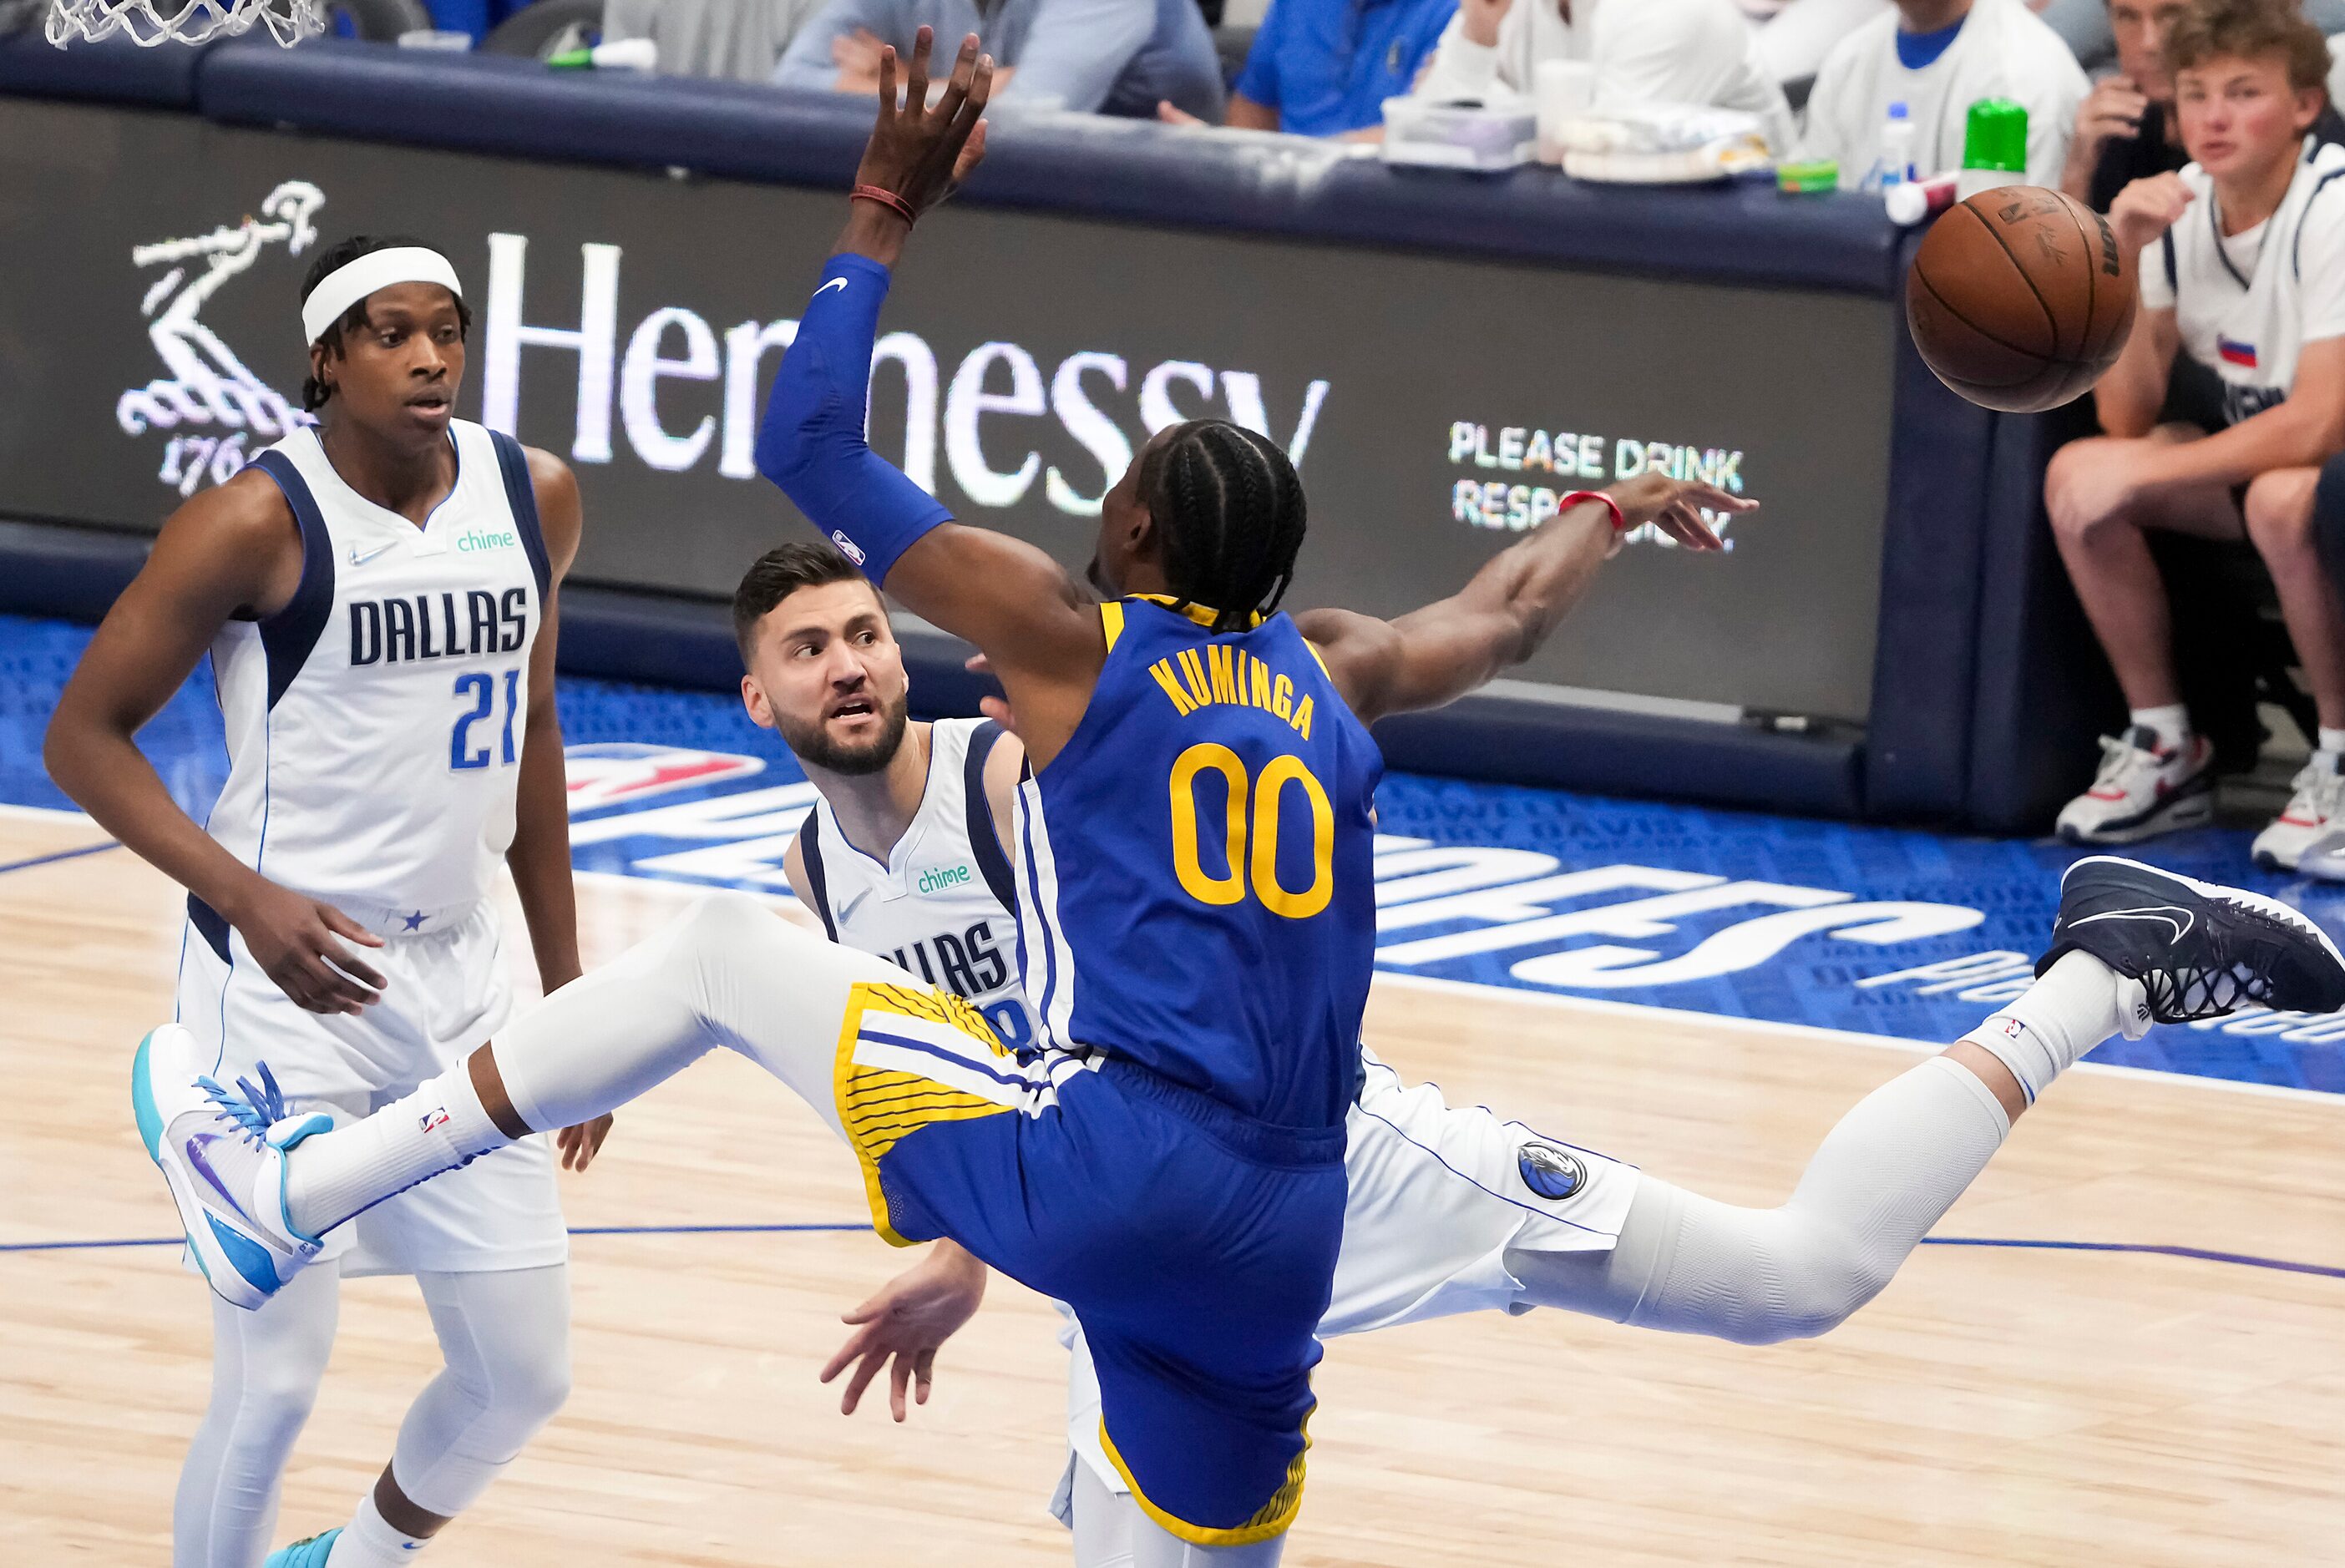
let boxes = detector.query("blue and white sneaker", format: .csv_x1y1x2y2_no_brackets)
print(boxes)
262,1529,340,1566
2039,856,2345,1024
131,1024,330,1311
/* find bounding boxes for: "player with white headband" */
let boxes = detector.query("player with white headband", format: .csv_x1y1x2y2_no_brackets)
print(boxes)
47,235,600,1568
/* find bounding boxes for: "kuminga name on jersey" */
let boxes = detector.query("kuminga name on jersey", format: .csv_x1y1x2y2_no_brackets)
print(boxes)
1012,595,1382,1130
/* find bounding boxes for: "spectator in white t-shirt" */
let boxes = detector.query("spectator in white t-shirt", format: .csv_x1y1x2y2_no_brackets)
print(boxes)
1412,0,1798,154
2043,0,2345,869
1801,0,2089,187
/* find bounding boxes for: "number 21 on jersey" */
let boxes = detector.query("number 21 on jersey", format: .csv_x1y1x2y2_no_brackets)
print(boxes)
450,668,521,771
1168,741,1334,918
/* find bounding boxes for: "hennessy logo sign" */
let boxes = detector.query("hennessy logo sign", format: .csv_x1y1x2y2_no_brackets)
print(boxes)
476,234,1333,516
117,182,323,496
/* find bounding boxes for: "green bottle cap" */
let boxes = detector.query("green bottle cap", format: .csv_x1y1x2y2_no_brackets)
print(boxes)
1962,98,2028,173
1776,159,1839,193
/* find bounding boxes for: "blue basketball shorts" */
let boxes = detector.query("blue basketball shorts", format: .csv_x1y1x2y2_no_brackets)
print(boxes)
829,981,1348,1547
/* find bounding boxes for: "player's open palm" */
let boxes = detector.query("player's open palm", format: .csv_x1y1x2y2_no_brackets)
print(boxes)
820,1240,989,1420
233,879,387,1015
855,27,994,221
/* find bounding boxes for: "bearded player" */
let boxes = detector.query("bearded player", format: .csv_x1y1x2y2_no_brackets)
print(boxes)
48,236,606,1568
125,33,2345,1568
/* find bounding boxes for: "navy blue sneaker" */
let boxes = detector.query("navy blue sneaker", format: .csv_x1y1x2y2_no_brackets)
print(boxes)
2039,856,2345,1024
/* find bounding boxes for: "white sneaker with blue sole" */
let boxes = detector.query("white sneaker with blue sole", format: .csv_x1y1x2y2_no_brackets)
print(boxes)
132,1023,331,1311
262,1528,341,1566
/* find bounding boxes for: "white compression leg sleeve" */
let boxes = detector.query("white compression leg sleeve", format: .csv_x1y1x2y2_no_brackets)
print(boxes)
1508,1055,2012,1343
288,894,899,1235
1069,1459,1285,1568
174,1261,342,1568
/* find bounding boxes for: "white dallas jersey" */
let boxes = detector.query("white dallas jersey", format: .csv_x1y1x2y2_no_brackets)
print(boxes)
2144,139,2345,427
197,420,548,945
792,718,1036,1055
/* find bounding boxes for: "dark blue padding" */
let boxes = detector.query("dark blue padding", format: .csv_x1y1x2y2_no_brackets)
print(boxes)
244,449,336,710
188,893,232,964
961,719,1017,917
1370,696,1865,818
1860,272,1998,822
796,808,838,942
1963,406,2120,833
194,39,1909,296
489,428,550,599
0,518,149,621
0,29,205,106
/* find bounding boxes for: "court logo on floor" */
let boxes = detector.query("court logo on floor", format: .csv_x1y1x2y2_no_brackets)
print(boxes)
1517,1141,1586,1201
114,181,326,496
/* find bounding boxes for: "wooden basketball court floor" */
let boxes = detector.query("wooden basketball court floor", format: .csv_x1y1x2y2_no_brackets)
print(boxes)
6,800,2345,1565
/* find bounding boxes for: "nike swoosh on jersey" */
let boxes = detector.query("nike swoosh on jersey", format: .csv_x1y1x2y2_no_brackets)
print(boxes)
2069,904,2196,943
838,888,872,922
348,539,398,566
816,277,848,296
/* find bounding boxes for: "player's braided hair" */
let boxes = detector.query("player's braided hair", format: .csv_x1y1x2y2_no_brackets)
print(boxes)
298,234,473,413
1139,420,1308,634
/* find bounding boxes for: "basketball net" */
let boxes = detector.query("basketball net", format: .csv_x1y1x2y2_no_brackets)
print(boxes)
44,0,320,47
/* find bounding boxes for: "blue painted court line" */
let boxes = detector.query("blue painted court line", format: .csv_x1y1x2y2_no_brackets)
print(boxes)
0,1222,869,1252
5,1226,2340,1281
1920,1235,2345,1282
0,838,119,877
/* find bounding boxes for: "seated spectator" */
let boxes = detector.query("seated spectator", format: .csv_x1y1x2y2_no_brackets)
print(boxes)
602,0,832,81
2064,0,2345,210
1752,0,1889,84
1160,0,1457,137
774,0,1226,120
1801,0,2089,188
2039,0,2345,73
1411,0,1799,157
2043,0,2345,867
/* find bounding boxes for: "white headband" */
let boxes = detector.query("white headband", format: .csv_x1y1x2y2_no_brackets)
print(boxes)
301,246,463,345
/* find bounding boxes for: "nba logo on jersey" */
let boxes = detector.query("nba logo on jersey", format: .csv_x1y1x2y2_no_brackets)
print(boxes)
419,1105,451,1134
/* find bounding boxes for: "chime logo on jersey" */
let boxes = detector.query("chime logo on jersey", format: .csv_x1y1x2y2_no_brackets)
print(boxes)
2217,336,2258,368
1517,1142,1586,1201
114,181,327,496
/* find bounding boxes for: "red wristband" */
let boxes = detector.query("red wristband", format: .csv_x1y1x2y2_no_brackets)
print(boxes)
850,185,917,227
1558,489,1627,533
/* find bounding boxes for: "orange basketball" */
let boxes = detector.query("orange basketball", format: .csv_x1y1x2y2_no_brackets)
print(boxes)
1906,185,2138,413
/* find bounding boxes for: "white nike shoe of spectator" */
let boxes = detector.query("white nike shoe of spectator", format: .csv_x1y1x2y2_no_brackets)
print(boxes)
2054,726,2216,845
2251,752,2345,871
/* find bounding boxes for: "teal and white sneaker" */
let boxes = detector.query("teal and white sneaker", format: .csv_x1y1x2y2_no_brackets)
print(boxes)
262,1529,341,1565
131,1024,330,1311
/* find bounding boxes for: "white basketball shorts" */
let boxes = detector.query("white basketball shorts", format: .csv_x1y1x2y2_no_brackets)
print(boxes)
173,898,567,1277
1051,1046,1638,1517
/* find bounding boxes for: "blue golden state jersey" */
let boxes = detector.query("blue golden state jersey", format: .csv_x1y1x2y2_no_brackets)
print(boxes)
1011,595,1382,1130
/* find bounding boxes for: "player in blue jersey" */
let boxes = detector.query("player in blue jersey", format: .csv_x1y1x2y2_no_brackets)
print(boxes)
124,31,2345,1567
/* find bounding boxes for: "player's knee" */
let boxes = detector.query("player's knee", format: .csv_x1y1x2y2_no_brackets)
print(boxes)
231,1354,330,1437
1765,1232,1897,1343
469,1338,571,1451
2243,468,2321,559
673,889,786,965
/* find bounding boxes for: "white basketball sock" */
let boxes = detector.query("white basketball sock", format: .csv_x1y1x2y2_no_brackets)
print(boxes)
2319,726,2345,761
2128,704,2191,752
1957,949,2140,1105
283,1063,511,1237
323,1492,428,1565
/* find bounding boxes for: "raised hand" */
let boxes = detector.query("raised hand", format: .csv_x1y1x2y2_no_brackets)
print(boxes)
1603,473,1752,554
853,28,994,225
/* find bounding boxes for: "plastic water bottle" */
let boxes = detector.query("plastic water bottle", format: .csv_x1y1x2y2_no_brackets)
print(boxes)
1868,101,1916,193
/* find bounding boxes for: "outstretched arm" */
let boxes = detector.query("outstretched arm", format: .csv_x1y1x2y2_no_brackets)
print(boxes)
1298,473,1752,725
755,29,1105,765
